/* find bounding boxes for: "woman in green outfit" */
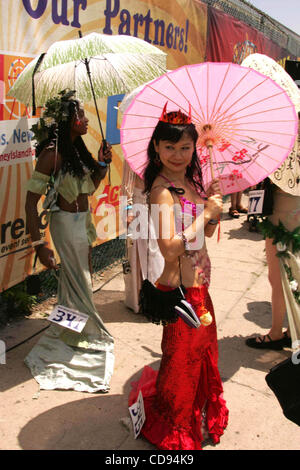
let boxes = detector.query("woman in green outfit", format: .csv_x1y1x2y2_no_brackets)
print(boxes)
246,119,300,351
25,90,114,393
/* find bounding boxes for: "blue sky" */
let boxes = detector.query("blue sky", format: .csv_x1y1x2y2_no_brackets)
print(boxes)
248,0,300,35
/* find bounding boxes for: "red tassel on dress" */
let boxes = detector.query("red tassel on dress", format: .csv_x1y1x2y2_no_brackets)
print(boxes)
129,284,228,450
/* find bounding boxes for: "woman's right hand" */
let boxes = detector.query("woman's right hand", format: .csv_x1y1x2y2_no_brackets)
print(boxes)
36,245,57,270
98,141,112,163
206,193,223,220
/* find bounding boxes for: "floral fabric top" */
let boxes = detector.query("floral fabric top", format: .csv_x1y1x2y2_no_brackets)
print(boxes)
158,175,211,287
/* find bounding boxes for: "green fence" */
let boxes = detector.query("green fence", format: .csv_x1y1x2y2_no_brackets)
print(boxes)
38,237,126,299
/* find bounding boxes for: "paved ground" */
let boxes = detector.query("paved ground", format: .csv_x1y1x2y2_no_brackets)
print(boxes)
1,199,300,451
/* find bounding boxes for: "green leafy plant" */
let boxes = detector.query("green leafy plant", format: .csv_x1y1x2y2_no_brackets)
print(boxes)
31,89,76,145
259,219,300,254
0,282,37,325
258,218,300,305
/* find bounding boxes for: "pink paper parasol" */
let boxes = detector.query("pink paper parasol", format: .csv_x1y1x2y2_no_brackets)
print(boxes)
120,62,298,195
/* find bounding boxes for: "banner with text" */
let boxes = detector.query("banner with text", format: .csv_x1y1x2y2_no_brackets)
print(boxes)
0,0,207,291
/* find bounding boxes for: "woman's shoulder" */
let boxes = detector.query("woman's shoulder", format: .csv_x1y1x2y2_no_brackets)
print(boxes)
35,145,61,175
150,178,174,204
151,175,173,192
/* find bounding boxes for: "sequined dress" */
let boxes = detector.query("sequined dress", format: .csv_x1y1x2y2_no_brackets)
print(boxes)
128,179,228,450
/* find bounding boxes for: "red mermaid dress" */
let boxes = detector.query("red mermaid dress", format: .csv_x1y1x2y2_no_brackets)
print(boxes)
128,282,229,450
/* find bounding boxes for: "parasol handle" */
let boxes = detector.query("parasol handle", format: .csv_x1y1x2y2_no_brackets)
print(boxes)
84,62,105,142
206,139,221,243
206,139,215,181
32,52,46,116
78,30,109,159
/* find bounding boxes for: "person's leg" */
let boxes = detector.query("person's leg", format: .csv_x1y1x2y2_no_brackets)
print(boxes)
247,238,289,348
229,193,240,217
236,191,248,213
231,193,237,208
265,237,288,340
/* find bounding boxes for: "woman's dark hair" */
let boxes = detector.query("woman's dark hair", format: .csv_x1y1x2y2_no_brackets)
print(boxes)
35,99,98,177
143,116,205,195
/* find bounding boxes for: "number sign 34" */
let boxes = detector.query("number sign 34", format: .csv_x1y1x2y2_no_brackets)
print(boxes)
48,305,89,333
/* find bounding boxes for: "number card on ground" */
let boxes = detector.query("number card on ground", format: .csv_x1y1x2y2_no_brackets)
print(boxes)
48,305,89,333
128,391,146,439
248,189,265,215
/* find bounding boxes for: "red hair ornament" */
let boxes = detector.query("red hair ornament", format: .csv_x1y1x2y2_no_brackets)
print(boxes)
159,102,192,125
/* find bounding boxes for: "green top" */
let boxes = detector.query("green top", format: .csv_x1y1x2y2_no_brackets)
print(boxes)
26,169,95,204
26,169,97,245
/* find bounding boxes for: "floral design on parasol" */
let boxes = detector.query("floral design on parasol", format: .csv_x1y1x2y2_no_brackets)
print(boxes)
242,53,300,196
120,62,298,195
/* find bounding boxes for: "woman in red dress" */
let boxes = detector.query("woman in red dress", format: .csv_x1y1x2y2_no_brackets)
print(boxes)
128,106,228,450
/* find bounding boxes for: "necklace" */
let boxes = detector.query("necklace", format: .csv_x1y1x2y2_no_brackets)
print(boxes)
159,172,186,187
73,147,86,218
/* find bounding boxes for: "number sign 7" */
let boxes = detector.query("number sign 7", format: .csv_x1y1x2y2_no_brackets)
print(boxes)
248,189,265,215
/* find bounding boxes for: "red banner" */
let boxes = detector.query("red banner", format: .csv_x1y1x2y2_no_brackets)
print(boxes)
206,7,285,64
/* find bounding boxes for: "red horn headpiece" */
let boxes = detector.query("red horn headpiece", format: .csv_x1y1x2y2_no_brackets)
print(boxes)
159,102,192,125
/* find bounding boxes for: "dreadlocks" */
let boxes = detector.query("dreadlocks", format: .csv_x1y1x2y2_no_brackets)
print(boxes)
34,91,99,178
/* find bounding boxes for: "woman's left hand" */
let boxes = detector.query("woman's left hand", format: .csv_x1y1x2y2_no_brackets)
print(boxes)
207,179,222,197
98,141,112,163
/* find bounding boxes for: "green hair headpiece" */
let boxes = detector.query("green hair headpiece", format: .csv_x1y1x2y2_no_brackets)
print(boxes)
30,89,77,144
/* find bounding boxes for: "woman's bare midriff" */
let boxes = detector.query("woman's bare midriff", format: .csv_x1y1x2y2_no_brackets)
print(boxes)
157,249,210,288
57,193,89,212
